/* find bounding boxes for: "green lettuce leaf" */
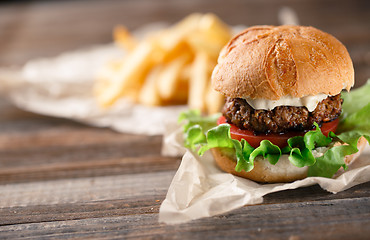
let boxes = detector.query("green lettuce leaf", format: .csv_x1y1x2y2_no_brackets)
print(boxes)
198,124,256,172
308,144,355,178
289,147,315,168
341,79,370,118
183,125,206,151
339,79,370,132
309,106,370,177
286,136,316,168
178,109,220,133
304,122,332,149
249,140,281,165
198,124,234,155
234,139,254,172
178,110,219,151
339,103,370,132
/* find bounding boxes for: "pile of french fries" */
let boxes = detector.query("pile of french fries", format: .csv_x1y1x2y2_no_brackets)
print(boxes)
94,13,233,114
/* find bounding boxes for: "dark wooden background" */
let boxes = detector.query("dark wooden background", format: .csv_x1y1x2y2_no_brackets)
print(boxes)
0,0,369,239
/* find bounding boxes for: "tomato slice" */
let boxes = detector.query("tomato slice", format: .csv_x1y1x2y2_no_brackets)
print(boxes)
217,116,339,148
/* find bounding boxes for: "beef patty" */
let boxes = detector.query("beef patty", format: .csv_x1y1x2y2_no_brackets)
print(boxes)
222,94,343,134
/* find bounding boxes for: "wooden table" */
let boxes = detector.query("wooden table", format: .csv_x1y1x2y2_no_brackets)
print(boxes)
0,0,369,239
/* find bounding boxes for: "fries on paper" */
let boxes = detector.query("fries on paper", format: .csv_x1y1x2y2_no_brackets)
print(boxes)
94,13,233,114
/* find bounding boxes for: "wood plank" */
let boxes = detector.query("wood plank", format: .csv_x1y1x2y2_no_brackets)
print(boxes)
0,131,166,166
0,196,369,239
0,198,163,227
0,123,181,184
263,181,370,204
0,126,181,184
0,171,174,210
0,155,180,184
0,179,368,226
0,99,181,184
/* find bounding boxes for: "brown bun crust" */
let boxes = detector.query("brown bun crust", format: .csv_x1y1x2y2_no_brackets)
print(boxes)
212,25,354,100
211,137,367,183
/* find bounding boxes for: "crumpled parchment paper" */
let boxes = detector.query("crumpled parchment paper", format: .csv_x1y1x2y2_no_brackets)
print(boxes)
159,122,370,224
0,23,186,135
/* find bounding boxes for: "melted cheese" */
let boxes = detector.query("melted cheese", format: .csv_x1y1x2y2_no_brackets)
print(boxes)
245,94,328,112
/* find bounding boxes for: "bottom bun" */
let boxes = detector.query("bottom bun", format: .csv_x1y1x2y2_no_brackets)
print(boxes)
211,137,368,183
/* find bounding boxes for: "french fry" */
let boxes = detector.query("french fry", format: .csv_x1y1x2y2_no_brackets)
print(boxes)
199,13,232,46
173,13,203,32
93,60,123,96
204,56,225,114
163,64,190,105
163,13,203,46
138,66,162,106
186,13,232,58
188,52,210,111
95,13,232,114
114,25,138,51
160,40,193,64
97,40,159,107
157,54,191,101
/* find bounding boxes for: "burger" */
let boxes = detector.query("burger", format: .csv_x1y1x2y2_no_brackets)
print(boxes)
181,25,369,183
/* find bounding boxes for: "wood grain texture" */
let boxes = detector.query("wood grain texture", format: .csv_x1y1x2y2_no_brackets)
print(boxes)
0,194,369,239
0,181,369,227
0,108,180,184
0,0,369,239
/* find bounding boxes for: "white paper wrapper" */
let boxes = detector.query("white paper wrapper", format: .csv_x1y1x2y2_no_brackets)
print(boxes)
159,123,370,224
0,22,187,135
